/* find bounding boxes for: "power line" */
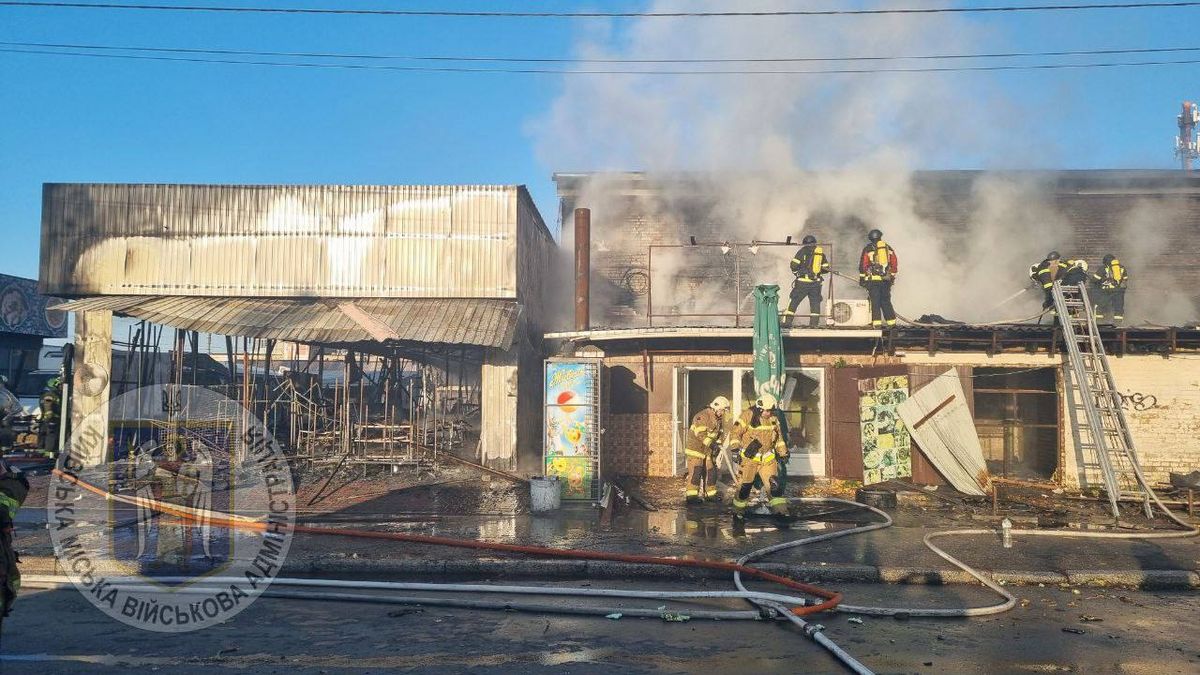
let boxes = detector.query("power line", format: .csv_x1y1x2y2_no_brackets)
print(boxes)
5,40,1200,64
5,45,1200,74
2,1,1200,18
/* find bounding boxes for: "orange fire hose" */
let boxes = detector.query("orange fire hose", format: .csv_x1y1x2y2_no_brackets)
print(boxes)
51,468,841,616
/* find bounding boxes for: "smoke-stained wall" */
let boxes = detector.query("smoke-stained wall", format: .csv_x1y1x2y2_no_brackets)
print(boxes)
554,171,1200,330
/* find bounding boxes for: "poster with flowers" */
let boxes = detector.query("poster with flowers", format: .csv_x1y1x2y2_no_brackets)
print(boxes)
858,375,912,485
544,360,601,500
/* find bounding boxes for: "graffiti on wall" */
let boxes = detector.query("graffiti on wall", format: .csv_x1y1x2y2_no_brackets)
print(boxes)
0,273,66,338
1118,391,1158,411
858,375,912,485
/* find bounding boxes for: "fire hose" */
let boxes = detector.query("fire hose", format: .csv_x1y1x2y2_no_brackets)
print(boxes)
34,469,1197,674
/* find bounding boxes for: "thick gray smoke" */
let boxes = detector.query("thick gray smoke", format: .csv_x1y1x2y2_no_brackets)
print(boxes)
533,0,1195,326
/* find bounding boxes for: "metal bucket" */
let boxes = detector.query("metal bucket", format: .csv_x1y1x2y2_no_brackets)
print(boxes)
855,488,897,510
530,476,562,513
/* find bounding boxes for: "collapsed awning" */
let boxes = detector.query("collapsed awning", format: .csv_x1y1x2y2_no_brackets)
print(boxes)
52,296,522,350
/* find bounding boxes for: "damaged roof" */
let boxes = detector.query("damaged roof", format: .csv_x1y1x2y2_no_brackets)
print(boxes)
53,296,522,349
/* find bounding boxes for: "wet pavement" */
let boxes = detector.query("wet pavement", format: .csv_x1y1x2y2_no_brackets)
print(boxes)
3,579,1199,674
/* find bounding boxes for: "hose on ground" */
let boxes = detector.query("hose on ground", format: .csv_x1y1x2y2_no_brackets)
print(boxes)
50,468,840,616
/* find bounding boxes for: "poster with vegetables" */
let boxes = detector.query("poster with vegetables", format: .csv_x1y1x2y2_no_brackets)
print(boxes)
858,375,912,485
544,360,601,501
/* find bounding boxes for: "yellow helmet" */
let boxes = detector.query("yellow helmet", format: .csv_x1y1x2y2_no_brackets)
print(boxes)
755,393,778,410
710,396,731,412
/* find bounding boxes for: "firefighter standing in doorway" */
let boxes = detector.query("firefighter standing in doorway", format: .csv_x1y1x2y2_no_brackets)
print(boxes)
858,229,898,328
685,396,730,503
729,394,789,517
1092,254,1129,325
783,235,830,328
1029,251,1088,315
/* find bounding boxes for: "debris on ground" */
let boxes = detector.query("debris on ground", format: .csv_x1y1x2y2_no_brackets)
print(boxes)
1080,615,1103,622
847,617,864,624
605,613,623,620
1062,627,1086,634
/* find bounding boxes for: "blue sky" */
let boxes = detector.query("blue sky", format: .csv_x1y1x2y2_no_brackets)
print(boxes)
2,1,1199,280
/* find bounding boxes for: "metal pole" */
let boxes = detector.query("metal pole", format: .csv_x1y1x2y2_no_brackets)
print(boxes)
574,207,591,332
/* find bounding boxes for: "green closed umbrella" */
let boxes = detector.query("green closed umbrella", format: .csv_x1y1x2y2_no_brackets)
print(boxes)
752,284,784,400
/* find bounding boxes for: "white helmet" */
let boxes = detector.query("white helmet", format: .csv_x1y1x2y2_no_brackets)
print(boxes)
755,393,778,410
710,396,731,412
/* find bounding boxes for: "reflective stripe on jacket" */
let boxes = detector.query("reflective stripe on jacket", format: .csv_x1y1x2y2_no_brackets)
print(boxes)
790,245,830,283
685,407,723,458
858,241,898,282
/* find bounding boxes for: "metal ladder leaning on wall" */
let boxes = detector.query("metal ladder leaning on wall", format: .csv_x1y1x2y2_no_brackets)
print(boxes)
1052,280,1154,519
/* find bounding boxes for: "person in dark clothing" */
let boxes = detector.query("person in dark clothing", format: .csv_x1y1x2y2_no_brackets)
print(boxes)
0,458,29,638
1029,251,1088,315
783,235,830,328
1091,254,1130,324
858,229,898,328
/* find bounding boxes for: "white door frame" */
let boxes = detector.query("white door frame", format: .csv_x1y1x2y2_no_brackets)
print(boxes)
671,366,826,477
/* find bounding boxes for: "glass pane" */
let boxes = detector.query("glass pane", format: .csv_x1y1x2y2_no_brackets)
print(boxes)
782,370,822,456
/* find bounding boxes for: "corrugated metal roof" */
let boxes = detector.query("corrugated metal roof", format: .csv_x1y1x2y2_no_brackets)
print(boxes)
53,296,522,349
40,184,552,299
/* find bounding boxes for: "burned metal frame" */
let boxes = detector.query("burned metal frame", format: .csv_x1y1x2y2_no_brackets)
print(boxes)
645,241,837,327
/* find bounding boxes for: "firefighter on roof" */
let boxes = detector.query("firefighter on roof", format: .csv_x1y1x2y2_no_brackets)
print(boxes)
1092,254,1129,325
858,228,898,328
783,235,830,329
729,394,789,517
684,396,730,503
1029,251,1088,315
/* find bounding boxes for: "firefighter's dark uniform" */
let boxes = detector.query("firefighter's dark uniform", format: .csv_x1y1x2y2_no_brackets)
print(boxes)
729,409,789,516
684,407,723,501
783,244,830,328
0,460,29,637
859,240,898,327
1029,257,1088,314
1092,258,1129,324
38,376,61,456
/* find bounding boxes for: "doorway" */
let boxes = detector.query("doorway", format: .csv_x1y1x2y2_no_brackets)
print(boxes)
673,366,825,477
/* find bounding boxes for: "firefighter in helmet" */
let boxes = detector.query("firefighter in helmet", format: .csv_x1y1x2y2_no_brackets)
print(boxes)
1091,254,1129,325
858,228,898,328
783,235,831,329
728,393,789,517
684,396,730,503
1029,251,1088,315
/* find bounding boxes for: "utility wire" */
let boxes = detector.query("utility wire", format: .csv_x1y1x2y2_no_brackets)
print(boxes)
5,40,1200,64
5,46,1200,74
2,1,1200,18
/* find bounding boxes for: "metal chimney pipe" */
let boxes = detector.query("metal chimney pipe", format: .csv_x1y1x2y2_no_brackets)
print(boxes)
574,207,591,332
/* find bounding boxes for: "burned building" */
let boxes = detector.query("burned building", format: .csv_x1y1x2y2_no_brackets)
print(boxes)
41,183,555,473
548,171,1200,494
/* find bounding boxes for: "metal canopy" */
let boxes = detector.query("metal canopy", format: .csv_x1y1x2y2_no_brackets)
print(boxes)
53,296,522,350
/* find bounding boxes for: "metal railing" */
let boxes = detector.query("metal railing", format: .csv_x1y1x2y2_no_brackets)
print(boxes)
645,241,836,327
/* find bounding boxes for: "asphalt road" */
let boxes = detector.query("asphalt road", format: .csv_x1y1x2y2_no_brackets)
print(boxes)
1,579,1198,674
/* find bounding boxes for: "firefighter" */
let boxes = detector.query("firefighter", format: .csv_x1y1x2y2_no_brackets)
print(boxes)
783,235,830,328
858,229,898,328
38,375,62,457
0,457,29,637
728,394,789,517
685,396,730,503
1092,254,1129,325
1029,251,1089,314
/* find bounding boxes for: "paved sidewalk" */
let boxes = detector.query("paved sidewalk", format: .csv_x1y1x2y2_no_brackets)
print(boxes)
17,497,1200,588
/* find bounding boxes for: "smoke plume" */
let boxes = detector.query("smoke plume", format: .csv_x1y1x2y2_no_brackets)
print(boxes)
533,0,1194,327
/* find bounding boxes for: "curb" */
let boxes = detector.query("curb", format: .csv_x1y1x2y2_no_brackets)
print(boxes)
19,555,1200,589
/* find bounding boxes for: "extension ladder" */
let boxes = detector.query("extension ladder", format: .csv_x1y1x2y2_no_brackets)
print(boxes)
1052,281,1153,519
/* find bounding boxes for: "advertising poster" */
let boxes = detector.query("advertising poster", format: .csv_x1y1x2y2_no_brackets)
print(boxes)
859,375,912,485
0,273,66,338
544,360,600,501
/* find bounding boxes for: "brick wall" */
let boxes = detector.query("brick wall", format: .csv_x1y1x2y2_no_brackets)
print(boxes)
595,350,899,478
1061,355,1200,489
